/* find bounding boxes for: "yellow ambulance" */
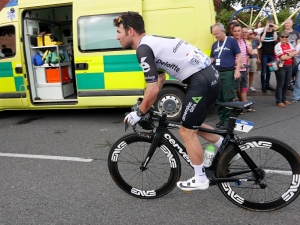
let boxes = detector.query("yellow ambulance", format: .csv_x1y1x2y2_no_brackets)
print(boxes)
0,0,215,121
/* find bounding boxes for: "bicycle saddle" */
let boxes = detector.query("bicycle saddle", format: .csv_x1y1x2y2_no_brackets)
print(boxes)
216,101,255,109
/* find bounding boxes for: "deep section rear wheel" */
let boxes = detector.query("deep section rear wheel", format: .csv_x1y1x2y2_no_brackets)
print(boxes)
217,136,300,211
108,133,181,199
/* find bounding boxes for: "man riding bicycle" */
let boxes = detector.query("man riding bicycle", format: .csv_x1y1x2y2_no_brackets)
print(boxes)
113,11,223,191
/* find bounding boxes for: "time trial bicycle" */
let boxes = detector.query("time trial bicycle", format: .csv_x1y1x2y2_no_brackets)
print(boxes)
108,100,300,211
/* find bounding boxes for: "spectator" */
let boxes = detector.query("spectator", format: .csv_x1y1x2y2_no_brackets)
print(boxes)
242,27,249,41
242,27,251,70
292,42,300,102
210,22,241,129
232,24,255,112
254,21,264,48
247,29,260,91
260,19,277,93
284,19,300,88
226,22,239,37
254,21,264,35
274,31,298,108
284,19,300,47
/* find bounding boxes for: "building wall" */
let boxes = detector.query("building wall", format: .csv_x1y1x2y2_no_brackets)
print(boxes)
0,0,9,11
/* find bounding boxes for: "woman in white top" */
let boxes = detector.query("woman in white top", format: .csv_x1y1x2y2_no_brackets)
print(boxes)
254,21,264,48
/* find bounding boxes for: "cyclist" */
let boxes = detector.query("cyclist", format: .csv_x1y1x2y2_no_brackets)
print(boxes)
113,11,224,191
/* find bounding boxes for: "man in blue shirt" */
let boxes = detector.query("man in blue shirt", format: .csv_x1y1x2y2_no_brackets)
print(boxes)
210,22,242,129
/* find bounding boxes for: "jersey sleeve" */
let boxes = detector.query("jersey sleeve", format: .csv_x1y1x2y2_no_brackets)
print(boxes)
274,43,285,58
136,44,158,83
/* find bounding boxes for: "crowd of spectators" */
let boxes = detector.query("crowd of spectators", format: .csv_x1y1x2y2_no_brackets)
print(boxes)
210,18,300,128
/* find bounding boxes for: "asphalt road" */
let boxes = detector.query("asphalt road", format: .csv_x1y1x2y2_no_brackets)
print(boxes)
0,95,300,225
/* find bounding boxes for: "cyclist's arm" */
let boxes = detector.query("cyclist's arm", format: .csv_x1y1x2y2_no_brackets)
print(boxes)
136,44,162,114
157,73,166,90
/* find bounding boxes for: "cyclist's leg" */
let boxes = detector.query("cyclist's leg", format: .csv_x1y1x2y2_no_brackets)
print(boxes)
197,123,223,146
177,65,220,191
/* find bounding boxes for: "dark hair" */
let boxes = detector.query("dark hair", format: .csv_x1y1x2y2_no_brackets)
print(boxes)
113,11,145,34
227,22,240,34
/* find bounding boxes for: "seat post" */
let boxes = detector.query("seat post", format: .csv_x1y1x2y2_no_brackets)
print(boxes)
227,108,242,134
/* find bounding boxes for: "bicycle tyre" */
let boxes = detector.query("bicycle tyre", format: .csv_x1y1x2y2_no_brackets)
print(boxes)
108,133,181,199
216,136,300,211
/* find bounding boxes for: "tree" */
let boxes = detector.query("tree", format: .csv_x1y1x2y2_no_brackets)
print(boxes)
216,9,235,28
222,0,299,11
218,0,299,28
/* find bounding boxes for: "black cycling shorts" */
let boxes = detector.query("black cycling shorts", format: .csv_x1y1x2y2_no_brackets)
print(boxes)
181,65,221,129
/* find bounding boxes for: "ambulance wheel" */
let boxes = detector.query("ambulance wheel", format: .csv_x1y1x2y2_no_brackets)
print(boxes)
154,86,185,122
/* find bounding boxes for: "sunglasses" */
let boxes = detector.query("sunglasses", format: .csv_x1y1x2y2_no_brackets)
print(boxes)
117,16,131,29
280,36,289,38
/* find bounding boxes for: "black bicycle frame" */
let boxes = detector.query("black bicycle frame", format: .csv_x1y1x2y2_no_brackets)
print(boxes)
139,108,262,184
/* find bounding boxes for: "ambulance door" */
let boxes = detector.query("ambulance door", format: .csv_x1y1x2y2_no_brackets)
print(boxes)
72,1,144,107
0,22,28,110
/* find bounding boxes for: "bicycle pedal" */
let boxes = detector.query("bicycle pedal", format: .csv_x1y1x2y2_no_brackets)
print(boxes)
183,190,192,194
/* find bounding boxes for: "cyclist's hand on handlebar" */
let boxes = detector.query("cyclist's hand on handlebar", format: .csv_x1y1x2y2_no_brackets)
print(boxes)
124,111,141,126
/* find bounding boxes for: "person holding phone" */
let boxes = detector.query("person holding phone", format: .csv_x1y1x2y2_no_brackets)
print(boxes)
260,19,278,93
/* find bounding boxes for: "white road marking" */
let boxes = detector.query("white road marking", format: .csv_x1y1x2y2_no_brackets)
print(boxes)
0,153,93,162
264,169,292,176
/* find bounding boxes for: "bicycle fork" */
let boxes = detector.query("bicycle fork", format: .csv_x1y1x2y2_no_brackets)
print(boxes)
140,132,162,172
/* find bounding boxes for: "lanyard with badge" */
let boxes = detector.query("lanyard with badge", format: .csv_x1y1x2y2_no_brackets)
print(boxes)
216,37,227,66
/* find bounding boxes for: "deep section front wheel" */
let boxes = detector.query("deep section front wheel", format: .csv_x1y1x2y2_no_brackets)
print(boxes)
108,133,181,199
217,136,300,211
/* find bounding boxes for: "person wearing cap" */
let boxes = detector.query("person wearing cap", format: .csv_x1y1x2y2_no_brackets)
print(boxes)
274,30,298,108
247,29,260,91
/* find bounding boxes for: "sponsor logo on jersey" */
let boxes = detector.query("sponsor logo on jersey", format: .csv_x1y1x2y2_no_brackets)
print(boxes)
182,102,197,121
211,80,217,86
156,59,180,72
192,96,202,104
173,40,184,53
140,57,150,72
145,75,156,82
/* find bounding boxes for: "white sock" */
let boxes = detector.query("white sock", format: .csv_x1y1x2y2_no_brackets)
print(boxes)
193,163,208,183
213,136,224,149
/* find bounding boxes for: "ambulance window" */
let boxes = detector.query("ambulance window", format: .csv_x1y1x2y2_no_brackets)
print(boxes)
78,14,122,52
0,25,16,59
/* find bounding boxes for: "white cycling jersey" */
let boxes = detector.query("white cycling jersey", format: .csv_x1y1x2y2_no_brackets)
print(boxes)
137,35,211,82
